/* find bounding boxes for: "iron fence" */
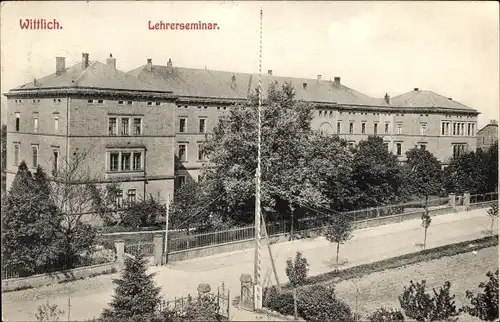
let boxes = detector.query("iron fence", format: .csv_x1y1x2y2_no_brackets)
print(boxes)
124,241,155,256
470,192,498,205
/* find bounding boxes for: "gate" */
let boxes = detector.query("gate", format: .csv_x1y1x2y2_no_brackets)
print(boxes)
239,274,254,310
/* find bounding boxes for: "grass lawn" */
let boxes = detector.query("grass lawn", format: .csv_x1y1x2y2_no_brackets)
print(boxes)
334,246,499,321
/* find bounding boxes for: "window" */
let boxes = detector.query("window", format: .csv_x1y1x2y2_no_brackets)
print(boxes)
32,145,39,168
467,123,471,136
361,123,366,134
199,119,206,133
54,115,59,132
53,98,61,103
52,149,59,173
118,100,125,105
13,144,20,165
33,116,39,133
460,123,465,136
179,118,186,133
349,122,354,134
452,123,457,136
87,99,95,104
337,122,341,134
133,152,142,170
385,123,389,134
127,189,136,204
348,141,355,149
133,118,142,135
453,144,466,159
121,118,129,135
155,102,161,106
373,123,378,135
420,123,427,136
383,142,389,151
396,143,402,156
147,101,153,106
15,113,20,131
109,118,117,135
471,123,475,136
441,122,446,135
198,175,201,182
121,153,131,171
178,144,187,162
396,123,402,135
177,176,186,187
127,101,133,105
197,144,204,161
115,190,123,208
446,122,450,135
97,99,104,104
109,153,119,171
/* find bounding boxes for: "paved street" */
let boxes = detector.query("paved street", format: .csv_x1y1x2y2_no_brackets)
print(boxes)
2,207,497,321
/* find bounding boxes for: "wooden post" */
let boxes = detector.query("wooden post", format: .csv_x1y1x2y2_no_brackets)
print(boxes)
293,288,298,319
67,297,71,322
164,194,170,265
261,213,281,292
227,289,231,321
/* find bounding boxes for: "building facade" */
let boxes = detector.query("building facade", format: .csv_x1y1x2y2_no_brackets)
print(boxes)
5,53,480,200
477,120,498,151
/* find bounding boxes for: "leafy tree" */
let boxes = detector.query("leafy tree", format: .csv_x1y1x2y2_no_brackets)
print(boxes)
120,196,166,229
347,136,405,210
285,252,309,319
101,252,162,322
487,203,498,234
35,301,65,322
399,280,459,321
170,179,208,231
324,214,354,271
461,270,499,321
1,163,64,276
201,81,352,226
485,142,498,193
404,148,444,249
368,307,405,322
444,151,489,194
1,124,6,194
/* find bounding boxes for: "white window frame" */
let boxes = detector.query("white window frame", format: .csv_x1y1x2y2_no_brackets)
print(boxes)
132,152,142,171
385,123,390,134
197,143,204,161
396,123,403,135
33,116,39,133
52,148,60,173
54,114,59,132
121,152,131,171
178,144,187,162
109,152,120,172
121,117,130,136
15,112,20,132
179,118,187,133
420,123,427,136
349,122,354,134
373,122,378,135
395,142,402,156
361,122,366,134
133,118,143,136
13,143,20,166
127,189,137,204
108,117,118,136
31,145,39,168
199,118,207,133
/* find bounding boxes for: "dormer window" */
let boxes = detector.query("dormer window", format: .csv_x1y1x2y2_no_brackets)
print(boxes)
303,83,307,89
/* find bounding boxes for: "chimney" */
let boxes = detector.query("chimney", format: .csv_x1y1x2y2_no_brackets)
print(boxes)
56,57,66,75
303,82,308,90
230,74,236,90
147,58,153,72
268,70,273,75
491,120,498,125
384,93,390,104
106,53,116,69
166,58,173,73
334,77,341,85
448,97,453,100
414,88,419,91
33,78,38,86
82,53,89,69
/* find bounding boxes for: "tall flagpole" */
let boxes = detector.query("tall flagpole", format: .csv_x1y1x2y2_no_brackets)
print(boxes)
254,6,263,311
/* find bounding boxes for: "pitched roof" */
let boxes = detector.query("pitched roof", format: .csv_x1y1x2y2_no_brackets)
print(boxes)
127,64,385,106
390,90,475,111
13,61,166,93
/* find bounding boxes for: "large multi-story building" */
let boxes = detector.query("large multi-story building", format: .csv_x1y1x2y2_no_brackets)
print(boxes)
477,120,498,151
4,53,480,203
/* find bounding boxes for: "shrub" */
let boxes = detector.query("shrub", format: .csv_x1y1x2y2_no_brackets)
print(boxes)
264,284,355,322
35,301,65,322
285,252,309,287
461,270,499,321
368,307,405,322
162,294,221,321
399,280,458,321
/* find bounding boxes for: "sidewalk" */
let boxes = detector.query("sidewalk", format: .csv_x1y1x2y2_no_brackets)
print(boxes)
2,207,497,321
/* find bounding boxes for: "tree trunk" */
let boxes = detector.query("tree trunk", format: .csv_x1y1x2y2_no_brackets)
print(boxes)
293,288,298,320
424,195,428,216
336,242,340,271
423,227,428,250
290,208,294,241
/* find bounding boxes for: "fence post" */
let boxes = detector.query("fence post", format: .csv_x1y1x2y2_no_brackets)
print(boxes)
449,193,456,211
115,240,125,270
153,233,164,266
463,192,471,210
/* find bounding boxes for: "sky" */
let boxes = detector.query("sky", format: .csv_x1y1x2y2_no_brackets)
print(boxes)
1,1,499,128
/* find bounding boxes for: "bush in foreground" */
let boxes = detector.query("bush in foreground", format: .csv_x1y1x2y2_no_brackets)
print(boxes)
264,284,355,322
462,270,499,321
399,280,459,321
368,307,405,322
